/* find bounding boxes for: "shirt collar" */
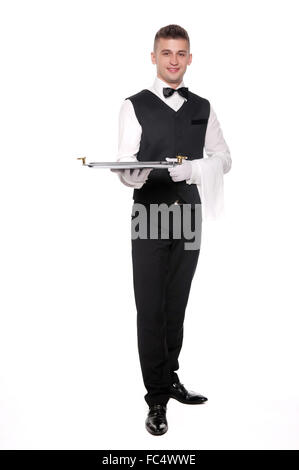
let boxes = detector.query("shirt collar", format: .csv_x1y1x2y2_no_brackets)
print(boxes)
152,76,186,100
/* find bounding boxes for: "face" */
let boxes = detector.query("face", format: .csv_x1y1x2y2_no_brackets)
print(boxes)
151,37,192,87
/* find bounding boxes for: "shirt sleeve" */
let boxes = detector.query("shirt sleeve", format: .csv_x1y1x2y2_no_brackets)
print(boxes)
186,105,232,221
115,99,144,188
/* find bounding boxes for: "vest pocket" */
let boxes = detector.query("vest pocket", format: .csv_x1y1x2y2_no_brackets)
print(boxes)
191,118,208,125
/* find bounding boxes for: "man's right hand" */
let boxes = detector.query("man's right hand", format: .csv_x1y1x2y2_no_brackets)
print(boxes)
110,167,153,188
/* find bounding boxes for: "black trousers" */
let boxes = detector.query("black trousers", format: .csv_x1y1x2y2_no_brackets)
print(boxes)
131,202,201,406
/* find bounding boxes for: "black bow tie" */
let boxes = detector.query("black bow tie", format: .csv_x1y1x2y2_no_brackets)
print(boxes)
163,86,189,100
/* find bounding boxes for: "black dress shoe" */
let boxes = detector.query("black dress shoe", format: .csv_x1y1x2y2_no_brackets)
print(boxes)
145,404,168,436
169,381,208,404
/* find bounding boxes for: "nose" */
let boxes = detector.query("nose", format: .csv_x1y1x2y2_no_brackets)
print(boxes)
169,55,178,65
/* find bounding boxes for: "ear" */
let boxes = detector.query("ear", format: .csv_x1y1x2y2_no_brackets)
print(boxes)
188,53,192,66
151,51,156,64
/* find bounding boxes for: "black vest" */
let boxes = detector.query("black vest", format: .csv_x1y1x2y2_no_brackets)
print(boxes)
126,89,210,205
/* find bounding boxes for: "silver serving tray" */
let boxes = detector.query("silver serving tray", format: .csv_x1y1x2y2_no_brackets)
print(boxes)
76,156,188,169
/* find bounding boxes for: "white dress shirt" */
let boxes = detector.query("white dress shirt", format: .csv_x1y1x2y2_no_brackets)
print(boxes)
116,76,232,221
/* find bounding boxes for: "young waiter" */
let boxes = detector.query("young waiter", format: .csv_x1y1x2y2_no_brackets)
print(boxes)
111,24,231,436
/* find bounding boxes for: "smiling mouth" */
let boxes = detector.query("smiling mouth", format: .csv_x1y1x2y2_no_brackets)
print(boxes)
168,68,179,72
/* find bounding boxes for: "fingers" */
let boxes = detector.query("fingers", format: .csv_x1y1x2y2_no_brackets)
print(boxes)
124,169,132,178
141,168,153,177
123,168,141,183
168,167,177,176
113,167,153,184
131,168,153,182
168,167,182,182
136,168,152,182
122,169,136,186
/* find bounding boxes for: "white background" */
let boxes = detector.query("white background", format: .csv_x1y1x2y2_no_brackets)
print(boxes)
1,0,299,450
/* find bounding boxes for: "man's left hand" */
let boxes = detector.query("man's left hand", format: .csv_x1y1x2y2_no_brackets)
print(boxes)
167,159,192,182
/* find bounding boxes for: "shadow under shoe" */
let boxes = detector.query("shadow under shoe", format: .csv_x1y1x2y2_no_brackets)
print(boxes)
145,404,168,436
169,381,208,404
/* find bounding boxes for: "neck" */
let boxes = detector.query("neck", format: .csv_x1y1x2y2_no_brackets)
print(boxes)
157,73,182,89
